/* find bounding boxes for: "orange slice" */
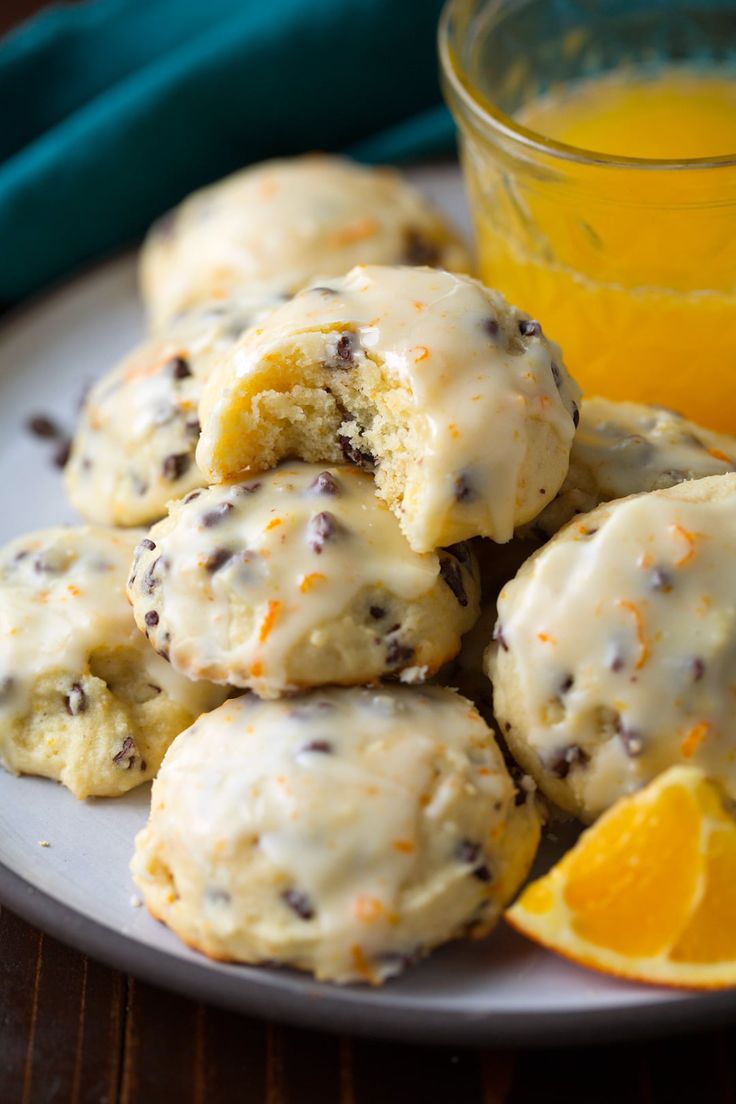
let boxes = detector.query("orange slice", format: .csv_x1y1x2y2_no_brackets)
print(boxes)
506,766,736,989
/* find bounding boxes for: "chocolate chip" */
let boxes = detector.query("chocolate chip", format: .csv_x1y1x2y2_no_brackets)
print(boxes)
144,610,159,627
454,473,474,503
112,736,137,769
185,418,201,438
309,511,338,554
142,556,165,594
162,453,191,481
559,674,574,693
439,555,468,606
455,840,481,864
650,567,673,593
493,623,509,652
300,740,333,754
53,439,72,469
183,490,202,504
610,653,626,673
168,356,192,380
455,840,492,882
311,471,339,495
571,403,580,429
335,334,354,364
237,481,262,495
483,318,499,338
519,319,542,338
369,605,386,620
338,433,375,471
544,744,588,779
281,889,315,921
551,362,562,388
691,657,706,682
26,414,61,439
201,502,234,528
65,683,87,716
386,638,414,668
403,228,440,266
138,538,156,553
205,547,233,573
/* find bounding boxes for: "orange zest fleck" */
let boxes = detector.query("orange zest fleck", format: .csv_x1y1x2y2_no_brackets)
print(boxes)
670,524,698,567
66,584,80,597
258,600,281,643
448,422,460,440
351,944,379,985
617,599,650,669
681,722,710,758
708,447,733,464
537,631,557,645
391,839,415,854
299,572,325,593
250,660,263,678
354,896,387,923
264,517,283,533
330,217,378,246
413,345,430,362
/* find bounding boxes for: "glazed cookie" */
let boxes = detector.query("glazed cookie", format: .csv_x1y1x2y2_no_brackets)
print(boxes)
197,265,581,552
526,397,736,538
131,686,541,984
128,463,480,698
141,155,470,329
65,293,282,527
488,474,736,822
0,527,227,799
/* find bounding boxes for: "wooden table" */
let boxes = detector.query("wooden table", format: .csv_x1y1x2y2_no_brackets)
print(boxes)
2,902,735,1104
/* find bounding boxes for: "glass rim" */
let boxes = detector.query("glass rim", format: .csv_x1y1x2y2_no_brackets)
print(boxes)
438,0,736,172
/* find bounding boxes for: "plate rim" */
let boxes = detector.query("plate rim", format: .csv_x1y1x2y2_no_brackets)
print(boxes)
3,857,736,1046
2,229,736,1048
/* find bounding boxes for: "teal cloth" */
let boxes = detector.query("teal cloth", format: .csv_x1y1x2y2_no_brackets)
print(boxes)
0,0,456,304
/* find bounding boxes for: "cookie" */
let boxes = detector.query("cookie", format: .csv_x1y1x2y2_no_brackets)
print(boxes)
197,265,581,552
488,474,736,822
0,527,227,799
131,686,541,984
526,397,736,539
140,155,471,329
128,463,480,698
65,293,282,527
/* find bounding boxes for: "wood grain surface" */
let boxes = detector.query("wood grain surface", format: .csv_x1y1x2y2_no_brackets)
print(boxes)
2,902,735,1104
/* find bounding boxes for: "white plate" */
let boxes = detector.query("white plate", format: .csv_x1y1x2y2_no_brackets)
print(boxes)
0,165,733,1045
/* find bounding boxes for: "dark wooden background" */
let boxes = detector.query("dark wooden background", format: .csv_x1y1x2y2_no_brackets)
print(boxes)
3,901,736,1102
3,4,736,1101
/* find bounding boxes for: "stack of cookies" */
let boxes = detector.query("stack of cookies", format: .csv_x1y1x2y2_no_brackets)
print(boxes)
6,154,736,985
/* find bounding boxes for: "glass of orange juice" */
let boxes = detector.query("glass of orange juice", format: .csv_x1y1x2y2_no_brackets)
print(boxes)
439,0,736,432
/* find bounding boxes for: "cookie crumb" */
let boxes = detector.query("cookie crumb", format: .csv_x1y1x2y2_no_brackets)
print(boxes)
38,840,50,848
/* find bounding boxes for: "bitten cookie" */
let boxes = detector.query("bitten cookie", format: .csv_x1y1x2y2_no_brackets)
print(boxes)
131,686,541,984
65,293,282,527
140,155,470,329
0,527,227,799
526,397,736,538
197,265,581,552
128,463,480,698
487,474,736,822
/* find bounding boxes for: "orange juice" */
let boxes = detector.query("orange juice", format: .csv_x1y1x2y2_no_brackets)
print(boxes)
469,67,736,431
